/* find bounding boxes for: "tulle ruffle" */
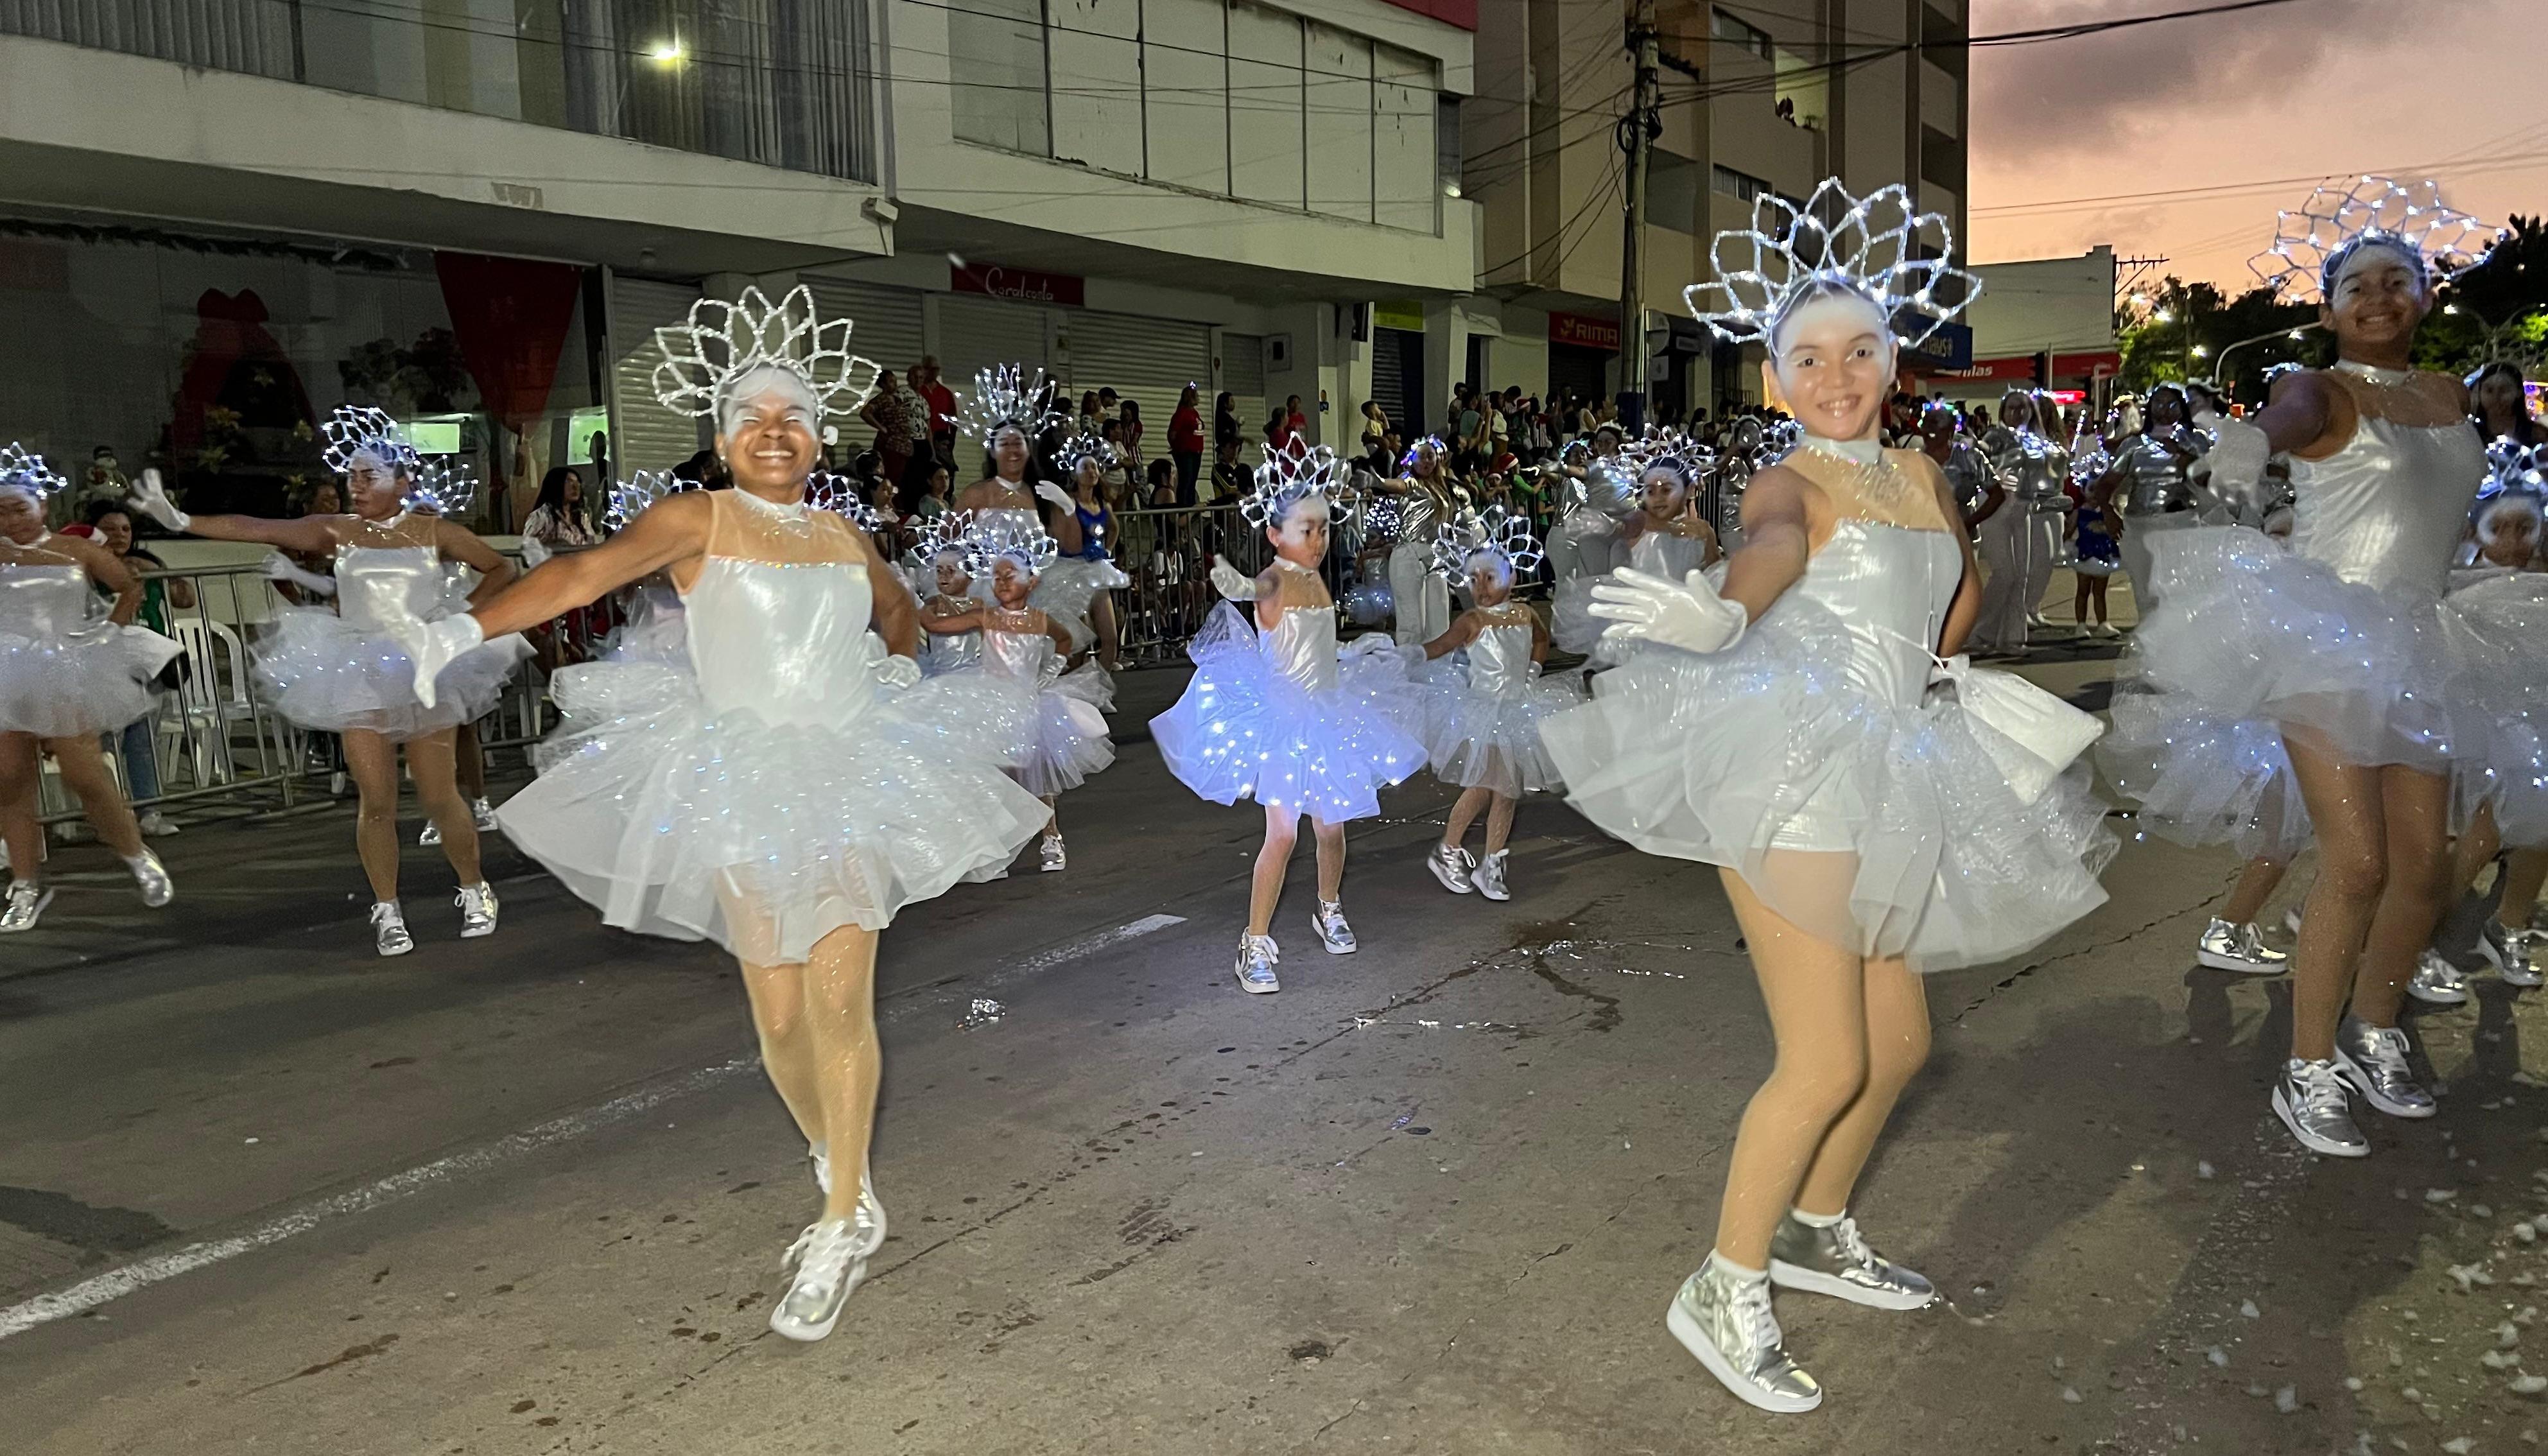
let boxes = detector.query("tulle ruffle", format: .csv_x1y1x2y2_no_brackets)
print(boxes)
2128,526,2459,770
1030,558,1131,652
254,607,530,741
1539,602,2115,972
1150,603,1426,822
1014,659,1117,798
0,623,179,737
2099,691,2313,863
498,630,1046,964
2442,569,2548,844
1408,655,1586,797
1550,575,1607,657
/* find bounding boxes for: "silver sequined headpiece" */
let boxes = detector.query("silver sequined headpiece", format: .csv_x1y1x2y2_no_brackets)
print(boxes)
1242,435,1346,530
2249,176,2503,305
1686,178,1979,348
2476,438,2548,546
915,509,975,568
1399,435,1450,472
960,364,1065,447
321,406,420,478
603,471,700,532
1429,507,1544,584
806,471,888,534
651,286,880,420
400,457,476,517
1055,431,1116,479
1615,428,1717,492
0,442,67,502
960,510,1060,579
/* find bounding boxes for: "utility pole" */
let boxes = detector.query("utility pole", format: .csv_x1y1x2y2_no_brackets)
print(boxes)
1616,0,1661,435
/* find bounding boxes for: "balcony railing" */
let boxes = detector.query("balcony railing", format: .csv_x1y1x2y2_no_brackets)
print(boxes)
1,0,876,183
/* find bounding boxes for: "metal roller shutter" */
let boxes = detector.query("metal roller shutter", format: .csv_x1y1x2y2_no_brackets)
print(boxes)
1220,331,1267,450
936,295,1053,414
1369,327,1416,437
1059,309,1211,448
609,275,707,476
798,276,928,453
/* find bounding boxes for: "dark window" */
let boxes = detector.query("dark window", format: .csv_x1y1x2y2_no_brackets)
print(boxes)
1921,5,1969,83
1920,124,1965,196
1712,164,1773,203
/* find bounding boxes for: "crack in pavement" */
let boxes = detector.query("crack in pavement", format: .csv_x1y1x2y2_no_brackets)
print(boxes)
1949,887,2227,1026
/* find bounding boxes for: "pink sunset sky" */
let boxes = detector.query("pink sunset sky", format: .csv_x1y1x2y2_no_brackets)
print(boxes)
1966,0,2544,291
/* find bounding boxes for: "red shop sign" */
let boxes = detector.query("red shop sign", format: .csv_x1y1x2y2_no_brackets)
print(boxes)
952,261,1085,308
1549,311,1620,351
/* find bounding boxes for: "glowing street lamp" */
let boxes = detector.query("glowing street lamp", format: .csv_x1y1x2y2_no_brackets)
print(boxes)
647,39,685,63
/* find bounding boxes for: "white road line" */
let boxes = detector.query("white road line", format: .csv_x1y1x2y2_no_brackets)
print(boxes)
0,911,1188,1342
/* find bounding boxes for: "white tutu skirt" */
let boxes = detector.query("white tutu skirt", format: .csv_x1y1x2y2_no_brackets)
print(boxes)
1032,557,1131,652
1539,611,2115,972
0,623,180,738
498,636,1046,965
1549,575,1607,657
1016,660,1118,799
1410,658,1587,797
2099,693,2312,863
254,607,530,741
1150,604,1426,822
2442,571,2548,844
2128,527,2458,772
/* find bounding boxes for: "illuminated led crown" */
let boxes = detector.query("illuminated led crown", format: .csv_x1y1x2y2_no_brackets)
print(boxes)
1243,435,1346,529
321,406,419,477
0,443,66,501
1055,431,1116,479
1616,426,1716,483
960,510,1060,578
603,471,700,532
804,471,890,535
1686,178,1979,347
400,457,475,517
914,508,975,566
1398,435,1449,472
2249,177,2503,304
959,364,1064,447
651,286,880,420
1430,506,1544,583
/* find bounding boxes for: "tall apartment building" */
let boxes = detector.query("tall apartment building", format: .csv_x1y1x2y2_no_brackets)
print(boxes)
0,0,1479,521
1443,0,1973,424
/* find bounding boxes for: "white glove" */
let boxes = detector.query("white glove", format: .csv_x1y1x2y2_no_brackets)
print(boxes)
874,651,922,689
128,469,189,532
2201,414,2272,520
261,553,336,598
1034,480,1075,512
1339,632,1394,661
401,614,485,709
1588,566,1747,656
1208,556,1259,600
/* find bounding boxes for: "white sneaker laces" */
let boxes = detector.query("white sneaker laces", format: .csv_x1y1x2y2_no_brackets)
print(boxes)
782,1221,862,1296
2295,1061,2349,1116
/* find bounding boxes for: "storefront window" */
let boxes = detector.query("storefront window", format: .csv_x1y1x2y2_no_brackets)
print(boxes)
0,218,602,534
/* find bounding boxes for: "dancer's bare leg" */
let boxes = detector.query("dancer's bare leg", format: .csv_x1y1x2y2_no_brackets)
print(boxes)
44,736,143,856
0,733,43,877
1312,815,1347,903
2498,849,2548,927
340,729,405,903
404,729,483,885
1443,786,1493,851
801,923,883,1221
2282,730,2389,1061
2350,765,2454,1030
1792,953,1930,1219
2453,802,2502,900
1482,792,1519,855
2221,857,2291,928
453,722,487,802
1248,804,1297,937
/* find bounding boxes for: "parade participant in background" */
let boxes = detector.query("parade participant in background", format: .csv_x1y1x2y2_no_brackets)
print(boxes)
1542,180,2111,1412
1970,390,2072,652
1151,437,1426,994
956,367,1129,671
911,512,985,678
129,410,526,956
1551,435,1721,657
1405,509,1582,901
2092,383,2210,618
0,446,177,930
83,501,190,837
2116,178,2506,1156
1373,436,1457,648
1918,401,2003,535
395,286,1044,1342
923,512,1115,874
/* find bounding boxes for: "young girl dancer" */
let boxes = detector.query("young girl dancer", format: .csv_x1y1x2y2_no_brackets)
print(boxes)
1150,437,1426,993
0,445,177,931
1542,180,2111,1412
397,286,1045,1340
912,514,985,677
1374,437,1457,648
955,368,1129,668
2119,178,2507,1156
128,409,526,955
1552,440,1722,656
1408,509,1584,901
1970,392,2070,653
925,512,1116,872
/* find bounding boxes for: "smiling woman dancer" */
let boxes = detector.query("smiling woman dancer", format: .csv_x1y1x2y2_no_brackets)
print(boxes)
2118,180,2506,1157
395,287,1045,1342
1541,181,2113,1413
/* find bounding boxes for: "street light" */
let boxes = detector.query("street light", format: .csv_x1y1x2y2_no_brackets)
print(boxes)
647,39,685,62
2211,320,2325,390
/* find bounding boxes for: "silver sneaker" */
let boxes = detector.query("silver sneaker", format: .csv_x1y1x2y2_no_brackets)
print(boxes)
456,882,499,939
1312,899,1357,955
372,901,414,957
2407,950,2470,1006
137,811,180,838
471,797,498,833
418,820,442,847
1235,933,1281,994
0,880,53,934
1472,849,1511,903
125,850,174,909
2335,1016,2436,1119
2479,919,2544,989
768,1184,888,1344
1039,833,1066,873
1427,842,1475,895
1665,1255,1823,1414
2273,1057,2367,1157
1769,1212,1936,1310
2195,917,2284,975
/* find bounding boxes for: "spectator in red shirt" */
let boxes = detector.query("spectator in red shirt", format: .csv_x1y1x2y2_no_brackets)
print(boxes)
1285,394,1309,444
1168,383,1206,505
914,356,958,464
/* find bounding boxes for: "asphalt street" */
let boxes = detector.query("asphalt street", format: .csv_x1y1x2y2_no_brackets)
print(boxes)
6,652,2548,1456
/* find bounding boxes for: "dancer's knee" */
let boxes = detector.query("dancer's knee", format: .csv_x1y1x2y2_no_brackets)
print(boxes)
2317,841,2388,903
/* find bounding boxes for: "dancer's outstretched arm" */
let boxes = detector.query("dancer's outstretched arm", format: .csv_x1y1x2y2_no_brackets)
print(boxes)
462,492,711,639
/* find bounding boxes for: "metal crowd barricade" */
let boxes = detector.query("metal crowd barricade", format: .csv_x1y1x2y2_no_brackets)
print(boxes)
1102,501,1365,666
